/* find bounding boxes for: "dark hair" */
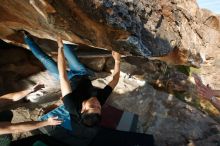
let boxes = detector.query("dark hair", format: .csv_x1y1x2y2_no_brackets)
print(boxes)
81,113,101,127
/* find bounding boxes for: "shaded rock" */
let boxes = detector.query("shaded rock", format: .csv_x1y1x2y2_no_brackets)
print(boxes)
193,134,220,146
105,56,190,93
160,71,189,92
0,41,44,94
105,56,166,80
0,0,219,66
80,57,106,72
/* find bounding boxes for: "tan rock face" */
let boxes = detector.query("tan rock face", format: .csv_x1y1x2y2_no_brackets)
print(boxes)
191,9,220,90
0,0,219,67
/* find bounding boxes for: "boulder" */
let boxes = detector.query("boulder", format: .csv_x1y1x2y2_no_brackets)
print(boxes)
0,0,219,66
92,71,220,146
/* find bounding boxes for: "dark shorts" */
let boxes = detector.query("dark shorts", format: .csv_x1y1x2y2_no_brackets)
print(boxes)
90,127,155,146
0,110,13,122
0,110,13,146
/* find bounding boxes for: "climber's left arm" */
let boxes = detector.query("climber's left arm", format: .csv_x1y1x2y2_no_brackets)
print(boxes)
107,51,121,89
57,37,72,97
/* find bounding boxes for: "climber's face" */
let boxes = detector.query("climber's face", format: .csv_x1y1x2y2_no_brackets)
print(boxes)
81,97,101,114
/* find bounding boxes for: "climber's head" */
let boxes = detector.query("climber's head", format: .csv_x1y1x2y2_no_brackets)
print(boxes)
80,97,101,126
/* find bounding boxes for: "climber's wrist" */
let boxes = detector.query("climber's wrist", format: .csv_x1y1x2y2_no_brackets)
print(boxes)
115,60,121,64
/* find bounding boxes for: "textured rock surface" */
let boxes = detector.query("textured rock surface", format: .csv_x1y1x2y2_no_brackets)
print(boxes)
192,9,220,91
0,0,219,66
103,77,220,146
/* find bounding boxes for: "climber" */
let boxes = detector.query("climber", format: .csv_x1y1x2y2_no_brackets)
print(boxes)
20,33,155,146
193,74,220,111
23,32,121,128
0,84,62,145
